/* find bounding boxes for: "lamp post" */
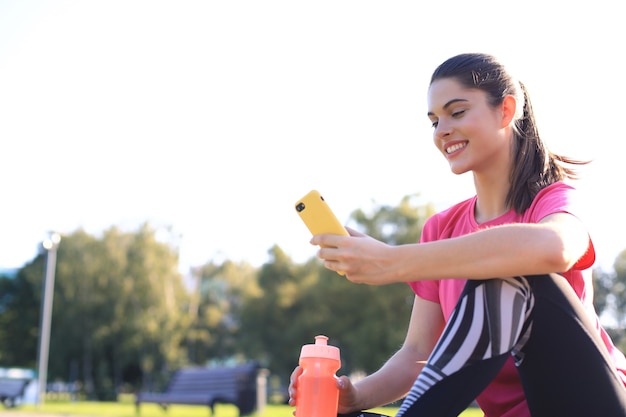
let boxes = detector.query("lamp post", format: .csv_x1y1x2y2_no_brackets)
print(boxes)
36,232,61,407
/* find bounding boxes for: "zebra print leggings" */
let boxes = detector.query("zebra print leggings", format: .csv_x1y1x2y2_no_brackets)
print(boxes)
396,274,626,417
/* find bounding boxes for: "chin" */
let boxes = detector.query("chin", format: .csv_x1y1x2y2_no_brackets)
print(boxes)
448,164,470,175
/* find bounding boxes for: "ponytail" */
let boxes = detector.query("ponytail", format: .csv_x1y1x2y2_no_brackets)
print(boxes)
507,82,589,213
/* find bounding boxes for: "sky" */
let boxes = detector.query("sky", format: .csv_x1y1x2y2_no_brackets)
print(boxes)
1,0,624,274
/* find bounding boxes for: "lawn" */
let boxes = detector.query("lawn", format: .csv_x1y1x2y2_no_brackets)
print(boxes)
2,400,483,417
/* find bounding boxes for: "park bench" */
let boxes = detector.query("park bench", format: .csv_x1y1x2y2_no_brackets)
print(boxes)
0,377,30,408
136,362,258,416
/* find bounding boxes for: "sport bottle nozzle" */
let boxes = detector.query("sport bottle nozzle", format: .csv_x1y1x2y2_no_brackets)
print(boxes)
300,335,340,360
315,335,328,345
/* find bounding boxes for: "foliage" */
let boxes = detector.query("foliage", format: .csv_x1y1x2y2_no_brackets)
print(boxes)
350,194,435,245
594,250,626,351
186,259,260,365
0,257,44,366
0,224,189,398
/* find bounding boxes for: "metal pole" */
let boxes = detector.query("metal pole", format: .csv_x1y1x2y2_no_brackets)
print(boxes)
36,233,60,407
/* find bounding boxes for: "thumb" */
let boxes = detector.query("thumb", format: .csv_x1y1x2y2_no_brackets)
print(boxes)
337,375,350,390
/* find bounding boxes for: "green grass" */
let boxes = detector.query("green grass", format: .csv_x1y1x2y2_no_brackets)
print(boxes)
2,400,484,417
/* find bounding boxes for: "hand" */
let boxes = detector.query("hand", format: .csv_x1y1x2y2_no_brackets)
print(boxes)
336,375,360,414
288,366,360,415
311,227,398,285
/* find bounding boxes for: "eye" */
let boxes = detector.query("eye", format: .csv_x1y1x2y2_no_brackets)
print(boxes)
452,110,465,118
431,121,438,128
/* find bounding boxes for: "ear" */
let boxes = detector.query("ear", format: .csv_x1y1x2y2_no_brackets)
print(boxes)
500,95,517,128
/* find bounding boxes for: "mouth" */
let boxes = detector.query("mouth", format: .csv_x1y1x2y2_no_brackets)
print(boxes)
445,141,467,154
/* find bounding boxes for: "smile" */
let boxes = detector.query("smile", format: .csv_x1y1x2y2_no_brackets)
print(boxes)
446,142,467,154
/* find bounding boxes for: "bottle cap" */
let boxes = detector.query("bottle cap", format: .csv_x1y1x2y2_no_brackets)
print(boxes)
300,335,340,360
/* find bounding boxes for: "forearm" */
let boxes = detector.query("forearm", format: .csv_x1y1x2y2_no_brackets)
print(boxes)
352,348,425,410
393,222,584,282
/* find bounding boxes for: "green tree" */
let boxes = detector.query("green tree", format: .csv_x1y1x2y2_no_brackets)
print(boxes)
187,258,260,365
100,224,189,392
594,250,626,352
612,250,626,327
238,245,309,379
0,224,189,398
350,194,435,245
0,257,45,367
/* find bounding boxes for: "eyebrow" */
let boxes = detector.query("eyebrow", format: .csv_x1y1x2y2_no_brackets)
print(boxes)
427,98,469,117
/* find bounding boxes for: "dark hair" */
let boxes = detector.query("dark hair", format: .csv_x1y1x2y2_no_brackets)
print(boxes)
430,53,588,213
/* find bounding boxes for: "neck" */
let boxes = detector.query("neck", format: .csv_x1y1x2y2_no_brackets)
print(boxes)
472,172,511,224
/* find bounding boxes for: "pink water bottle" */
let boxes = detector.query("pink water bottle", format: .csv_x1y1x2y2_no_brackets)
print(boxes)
296,335,341,417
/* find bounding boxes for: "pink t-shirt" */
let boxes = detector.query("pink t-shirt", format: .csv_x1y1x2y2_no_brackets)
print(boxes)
409,182,626,417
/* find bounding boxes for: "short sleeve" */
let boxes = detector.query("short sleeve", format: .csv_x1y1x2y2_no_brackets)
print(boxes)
409,280,440,304
527,182,596,270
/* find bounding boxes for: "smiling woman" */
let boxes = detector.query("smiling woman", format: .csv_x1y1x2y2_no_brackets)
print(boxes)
288,53,626,417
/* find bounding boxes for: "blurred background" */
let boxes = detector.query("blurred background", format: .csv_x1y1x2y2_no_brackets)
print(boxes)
1,0,624,405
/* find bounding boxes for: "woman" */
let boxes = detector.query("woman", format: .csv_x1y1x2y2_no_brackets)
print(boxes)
288,53,626,416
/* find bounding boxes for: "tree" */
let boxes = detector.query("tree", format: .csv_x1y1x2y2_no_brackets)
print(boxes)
594,250,626,352
186,258,260,365
611,250,626,327
0,256,45,367
350,194,435,245
238,245,309,379
0,224,190,398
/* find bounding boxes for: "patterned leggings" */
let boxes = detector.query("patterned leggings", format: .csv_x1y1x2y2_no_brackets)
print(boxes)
396,274,626,417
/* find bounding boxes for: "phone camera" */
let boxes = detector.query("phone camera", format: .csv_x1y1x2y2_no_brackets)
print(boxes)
296,202,305,212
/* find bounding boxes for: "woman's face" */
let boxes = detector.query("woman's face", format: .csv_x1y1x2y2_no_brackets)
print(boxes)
427,78,512,177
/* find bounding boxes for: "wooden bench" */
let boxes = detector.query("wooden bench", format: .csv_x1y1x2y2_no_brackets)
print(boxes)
0,378,30,408
136,363,258,416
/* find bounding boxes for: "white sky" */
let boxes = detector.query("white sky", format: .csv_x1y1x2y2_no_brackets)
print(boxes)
1,0,624,274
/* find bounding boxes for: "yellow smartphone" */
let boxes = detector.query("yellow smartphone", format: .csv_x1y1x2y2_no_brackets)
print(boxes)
295,190,349,246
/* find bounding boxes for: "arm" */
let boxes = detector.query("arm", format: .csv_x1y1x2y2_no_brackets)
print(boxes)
313,212,591,285
344,296,445,411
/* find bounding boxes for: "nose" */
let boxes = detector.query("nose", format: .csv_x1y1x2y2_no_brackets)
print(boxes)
434,118,452,139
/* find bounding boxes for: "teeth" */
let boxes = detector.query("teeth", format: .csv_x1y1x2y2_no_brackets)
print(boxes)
446,142,466,154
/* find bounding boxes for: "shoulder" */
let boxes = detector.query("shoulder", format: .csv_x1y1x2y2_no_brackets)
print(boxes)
525,181,582,222
529,182,596,270
534,181,576,200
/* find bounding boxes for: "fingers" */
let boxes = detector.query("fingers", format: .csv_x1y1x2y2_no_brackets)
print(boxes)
310,233,345,248
288,366,302,407
311,233,367,278
345,226,365,237
290,370,355,414
310,235,346,273
322,259,346,276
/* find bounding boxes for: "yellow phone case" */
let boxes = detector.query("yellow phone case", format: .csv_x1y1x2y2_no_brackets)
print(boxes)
295,190,349,244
